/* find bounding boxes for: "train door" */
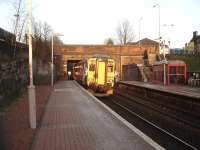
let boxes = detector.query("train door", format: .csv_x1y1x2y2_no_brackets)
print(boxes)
97,61,106,85
107,59,115,87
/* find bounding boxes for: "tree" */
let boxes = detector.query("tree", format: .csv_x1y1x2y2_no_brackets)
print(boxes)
32,20,63,63
116,19,135,45
32,20,64,83
11,0,27,42
43,22,52,42
33,20,53,63
104,38,114,45
143,50,149,66
143,50,148,60
185,42,194,51
8,0,27,57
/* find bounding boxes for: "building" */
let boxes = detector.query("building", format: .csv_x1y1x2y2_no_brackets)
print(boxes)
129,38,169,55
190,31,200,53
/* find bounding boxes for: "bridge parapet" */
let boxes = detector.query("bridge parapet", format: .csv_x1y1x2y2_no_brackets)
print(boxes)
54,43,159,78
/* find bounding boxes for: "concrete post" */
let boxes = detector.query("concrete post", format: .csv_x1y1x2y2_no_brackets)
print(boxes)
28,85,36,129
28,0,36,129
51,35,54,86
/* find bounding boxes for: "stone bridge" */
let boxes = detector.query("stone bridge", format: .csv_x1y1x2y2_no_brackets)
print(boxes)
54,38,159,78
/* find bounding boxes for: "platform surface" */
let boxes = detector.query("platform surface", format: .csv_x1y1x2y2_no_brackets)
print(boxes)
120,81,200,99
31,81,163,150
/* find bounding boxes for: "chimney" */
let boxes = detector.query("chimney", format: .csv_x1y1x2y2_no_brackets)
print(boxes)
193,31,198,38
185,43,187,49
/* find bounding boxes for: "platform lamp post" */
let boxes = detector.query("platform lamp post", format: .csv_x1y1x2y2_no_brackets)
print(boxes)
153,3,166,85
51,33,64,86
162,24,175,48
162,24,174,85
153,4,160,43
139,17,143,49
27,0,36,129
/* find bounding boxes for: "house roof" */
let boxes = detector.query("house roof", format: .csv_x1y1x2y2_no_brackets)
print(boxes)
128,38,159,45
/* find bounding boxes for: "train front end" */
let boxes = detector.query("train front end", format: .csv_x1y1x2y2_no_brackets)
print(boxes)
87,58,115,93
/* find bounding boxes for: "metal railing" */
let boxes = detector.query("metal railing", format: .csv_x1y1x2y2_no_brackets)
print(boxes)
170,50,200,56
188,79,200,87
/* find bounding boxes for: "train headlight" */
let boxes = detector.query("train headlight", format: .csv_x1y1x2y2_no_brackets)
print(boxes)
114,71,118,77
109,80,113,83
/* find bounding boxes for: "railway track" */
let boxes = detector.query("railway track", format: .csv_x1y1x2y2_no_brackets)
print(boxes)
98,95,200,150
114,90,200,129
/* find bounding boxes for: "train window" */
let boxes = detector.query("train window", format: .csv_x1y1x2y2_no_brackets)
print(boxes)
89,64,95,71
107,66,113,72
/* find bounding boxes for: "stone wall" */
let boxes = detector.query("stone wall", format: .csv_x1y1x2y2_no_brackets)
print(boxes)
0,59,28,106
0,40,28,63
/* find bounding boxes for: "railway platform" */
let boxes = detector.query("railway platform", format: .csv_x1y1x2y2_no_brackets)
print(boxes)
120,81,200,99
31,81,163,150
113,81,200,149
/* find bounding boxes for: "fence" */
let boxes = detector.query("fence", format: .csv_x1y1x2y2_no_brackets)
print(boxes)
122,64,141,81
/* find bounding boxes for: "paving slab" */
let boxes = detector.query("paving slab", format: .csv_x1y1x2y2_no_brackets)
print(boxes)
31,81,164,150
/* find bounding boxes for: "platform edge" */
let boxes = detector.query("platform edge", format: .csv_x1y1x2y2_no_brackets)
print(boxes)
73,81,165,150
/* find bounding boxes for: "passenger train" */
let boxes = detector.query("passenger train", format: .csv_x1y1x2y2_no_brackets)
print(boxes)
73,57,115,92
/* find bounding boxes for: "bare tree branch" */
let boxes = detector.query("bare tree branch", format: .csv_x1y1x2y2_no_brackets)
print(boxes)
43,22,52,42
116,19,135,45
11,0,27,42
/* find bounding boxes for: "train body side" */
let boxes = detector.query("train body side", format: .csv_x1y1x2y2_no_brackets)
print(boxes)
73,60,87,85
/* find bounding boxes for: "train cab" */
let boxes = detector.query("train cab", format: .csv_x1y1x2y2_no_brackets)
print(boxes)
73,57,115,93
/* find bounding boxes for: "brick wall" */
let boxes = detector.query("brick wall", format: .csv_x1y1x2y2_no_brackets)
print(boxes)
55,43,159,78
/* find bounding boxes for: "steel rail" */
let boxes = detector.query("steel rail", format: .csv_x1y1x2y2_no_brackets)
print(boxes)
111,99,199,150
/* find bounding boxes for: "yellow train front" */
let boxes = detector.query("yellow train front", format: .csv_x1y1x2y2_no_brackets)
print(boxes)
73,57,115,93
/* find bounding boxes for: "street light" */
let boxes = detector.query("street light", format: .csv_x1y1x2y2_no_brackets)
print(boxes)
153,4,160,42
51,33,63,86
153,3,166,85
28,0,36,129
163,24,175,27
139,17,143,49
162,24,175,48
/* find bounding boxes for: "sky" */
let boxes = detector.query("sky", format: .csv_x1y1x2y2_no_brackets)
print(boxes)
0,0,200,48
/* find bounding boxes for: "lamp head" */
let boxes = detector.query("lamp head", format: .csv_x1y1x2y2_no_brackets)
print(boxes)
153,3,159,8
54,33,64,36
